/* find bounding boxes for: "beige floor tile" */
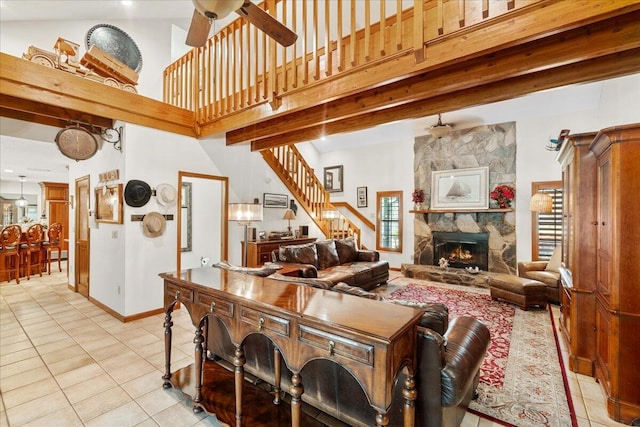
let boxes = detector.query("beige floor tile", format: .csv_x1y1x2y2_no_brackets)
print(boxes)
5,390,70,426
0,347,38,367
109,358,156,384
20,405,83,427
34,336,77,355
89,342,132,362
576,415,591,427
571,393,588,419
40,343,87,365
29,331,70,347
62,372,118,404
55,362,105,389
0,339,33,356
79,335,119,352
47,353,94,376
151,401,207,427
460,412,480,427
121,370,165,399
136,388,183,416
99,350,145,372
134,417,161,426
0,356,44,379
85,401,149,427
579,378,606,402
73,386,133,423
1,376,60,409
0,330,29,346
0,365,52,392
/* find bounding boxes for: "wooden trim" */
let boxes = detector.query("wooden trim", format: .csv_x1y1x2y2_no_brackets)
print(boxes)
88,297,164,322
376,190,403,253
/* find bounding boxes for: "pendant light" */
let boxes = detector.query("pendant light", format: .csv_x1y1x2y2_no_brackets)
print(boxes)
428,114,452,138
15,176,28,207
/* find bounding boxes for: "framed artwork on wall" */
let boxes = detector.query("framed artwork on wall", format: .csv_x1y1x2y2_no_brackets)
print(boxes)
324,165,343,193
95,183,123,223
263,193,288,208
357,186,368,208
431,167,489,210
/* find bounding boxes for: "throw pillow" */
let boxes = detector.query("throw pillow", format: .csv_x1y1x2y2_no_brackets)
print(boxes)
315,239,340,270
278,243,318,266
545,246,562,273
335,237,358,264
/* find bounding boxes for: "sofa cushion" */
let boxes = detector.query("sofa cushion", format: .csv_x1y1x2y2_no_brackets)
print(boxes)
545,246,562,273
278,243,318,266
315,239,340,270
335,237,358,264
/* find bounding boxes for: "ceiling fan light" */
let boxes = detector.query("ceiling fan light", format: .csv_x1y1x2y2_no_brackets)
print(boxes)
429,124,452,138
193,0,244,20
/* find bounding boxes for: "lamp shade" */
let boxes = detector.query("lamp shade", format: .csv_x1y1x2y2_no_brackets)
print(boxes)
282,209,296,220
529,193,553,213
228,203,263,222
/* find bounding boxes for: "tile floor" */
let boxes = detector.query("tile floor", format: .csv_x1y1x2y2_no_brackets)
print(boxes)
0,266,628,427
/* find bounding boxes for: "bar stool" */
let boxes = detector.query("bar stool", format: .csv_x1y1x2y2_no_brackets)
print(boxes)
43,222,63,274
0,224,22,284
19,223,45,280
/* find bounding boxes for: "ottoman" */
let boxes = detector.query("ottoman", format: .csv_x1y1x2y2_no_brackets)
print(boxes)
489,274,547,310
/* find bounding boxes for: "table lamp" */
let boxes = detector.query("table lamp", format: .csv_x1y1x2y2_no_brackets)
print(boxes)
282,209,296,234
229,202,263,266
529,192,553,213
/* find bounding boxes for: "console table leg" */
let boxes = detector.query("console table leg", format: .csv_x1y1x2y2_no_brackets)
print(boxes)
290,373,304,427
192,319,205,413
234,346,246,427
402,374,417,427
273,347,282,405
162,297,178,389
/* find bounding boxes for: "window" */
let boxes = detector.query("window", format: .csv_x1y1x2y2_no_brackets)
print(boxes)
531,181,563,260
376,191,402,252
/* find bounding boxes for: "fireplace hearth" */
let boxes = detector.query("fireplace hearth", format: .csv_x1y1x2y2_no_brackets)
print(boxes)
433,232,489,271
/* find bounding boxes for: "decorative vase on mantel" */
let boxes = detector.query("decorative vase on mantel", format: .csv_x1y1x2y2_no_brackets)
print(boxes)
496,198,511,209
414,202,423,210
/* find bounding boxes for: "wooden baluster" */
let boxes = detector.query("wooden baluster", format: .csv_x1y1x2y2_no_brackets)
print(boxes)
396,0,402,50
350,0,356,66
379,0,386,57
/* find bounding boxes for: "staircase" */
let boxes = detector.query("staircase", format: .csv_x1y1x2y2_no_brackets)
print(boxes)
261,145,361,244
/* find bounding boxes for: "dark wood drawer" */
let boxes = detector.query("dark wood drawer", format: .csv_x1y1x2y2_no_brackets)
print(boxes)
166,282,193,303
240,306,290,337
298,325,374,366
197,293,234,318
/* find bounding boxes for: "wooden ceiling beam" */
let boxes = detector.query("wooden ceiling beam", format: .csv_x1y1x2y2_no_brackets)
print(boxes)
0,96,114,130
0,53,197,137
233,11,640,146
251,49,640,151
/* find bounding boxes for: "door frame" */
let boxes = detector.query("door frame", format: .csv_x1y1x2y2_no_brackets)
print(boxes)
74,175,90,296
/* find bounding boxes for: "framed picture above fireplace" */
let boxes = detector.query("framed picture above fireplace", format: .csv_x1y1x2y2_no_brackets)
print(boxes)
431,166,489,210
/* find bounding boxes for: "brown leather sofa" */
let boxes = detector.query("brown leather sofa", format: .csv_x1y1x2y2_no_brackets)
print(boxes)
270,237,389,290
206,278,491,427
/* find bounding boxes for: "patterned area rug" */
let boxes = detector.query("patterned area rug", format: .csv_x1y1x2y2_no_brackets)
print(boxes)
386,281,576,427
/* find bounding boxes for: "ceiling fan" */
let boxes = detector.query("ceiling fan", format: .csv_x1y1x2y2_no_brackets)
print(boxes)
428,114,453,138
186,0,298,48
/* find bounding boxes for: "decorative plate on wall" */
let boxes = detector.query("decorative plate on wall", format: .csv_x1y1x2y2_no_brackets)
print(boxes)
85,24,143,72
55,126,99,161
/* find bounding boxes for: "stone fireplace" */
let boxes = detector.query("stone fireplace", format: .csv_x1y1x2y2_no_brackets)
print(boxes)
433,231,489,271
413,122,517,274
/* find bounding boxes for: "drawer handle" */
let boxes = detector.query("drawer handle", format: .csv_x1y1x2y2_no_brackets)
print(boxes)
328,340,335,356
259,317,265,332
210,301,216,312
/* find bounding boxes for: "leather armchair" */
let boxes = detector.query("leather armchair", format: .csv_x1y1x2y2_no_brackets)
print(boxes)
517,261,561,303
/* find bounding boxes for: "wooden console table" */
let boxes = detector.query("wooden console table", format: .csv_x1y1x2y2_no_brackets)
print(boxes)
241,237,316,267
161,268,423,427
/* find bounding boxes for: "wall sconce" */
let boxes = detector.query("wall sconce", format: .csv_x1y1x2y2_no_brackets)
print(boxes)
229,202,264,266
529,192,553,213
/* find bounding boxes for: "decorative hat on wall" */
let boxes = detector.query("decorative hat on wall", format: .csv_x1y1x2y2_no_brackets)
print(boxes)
155,183,177,207
124,180,152,207
142,212,166,238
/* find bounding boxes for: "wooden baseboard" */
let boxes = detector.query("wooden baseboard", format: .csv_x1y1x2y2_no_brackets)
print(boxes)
88,297,163,323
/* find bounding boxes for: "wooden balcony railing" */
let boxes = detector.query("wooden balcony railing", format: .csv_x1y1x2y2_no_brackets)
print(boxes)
163,0,533,127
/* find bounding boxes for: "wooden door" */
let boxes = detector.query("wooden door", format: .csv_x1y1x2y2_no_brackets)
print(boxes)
75,176,90,297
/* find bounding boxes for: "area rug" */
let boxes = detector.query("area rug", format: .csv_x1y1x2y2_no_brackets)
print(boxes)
386,281,576,427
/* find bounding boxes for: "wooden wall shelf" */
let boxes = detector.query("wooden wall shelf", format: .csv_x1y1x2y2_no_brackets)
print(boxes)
409,208,513,214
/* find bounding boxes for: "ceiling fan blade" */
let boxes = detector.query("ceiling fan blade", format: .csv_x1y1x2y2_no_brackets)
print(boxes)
237,2,297,47
186,9,212,47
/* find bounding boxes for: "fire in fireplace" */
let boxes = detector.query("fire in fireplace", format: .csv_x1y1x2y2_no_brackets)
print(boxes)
432,232,489,271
